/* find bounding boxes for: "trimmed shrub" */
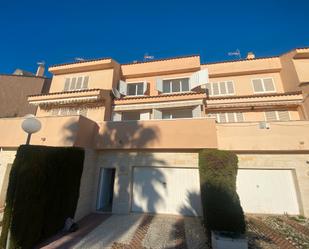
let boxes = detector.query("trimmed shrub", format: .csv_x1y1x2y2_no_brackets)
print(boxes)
0,145,84,249
199,149,246,234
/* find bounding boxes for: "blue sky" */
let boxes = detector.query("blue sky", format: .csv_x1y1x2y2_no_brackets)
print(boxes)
0,0,308,76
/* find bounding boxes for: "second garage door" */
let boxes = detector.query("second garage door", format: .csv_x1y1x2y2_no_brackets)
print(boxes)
132,167,202,216
237,169,300,215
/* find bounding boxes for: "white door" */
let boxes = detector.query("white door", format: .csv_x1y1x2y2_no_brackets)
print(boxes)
237,169,300,215
132,167,202,216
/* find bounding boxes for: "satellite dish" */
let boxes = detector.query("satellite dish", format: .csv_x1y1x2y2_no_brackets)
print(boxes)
112,87,121,99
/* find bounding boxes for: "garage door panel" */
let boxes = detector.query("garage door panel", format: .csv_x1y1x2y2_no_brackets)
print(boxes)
132,167,202,216
237,169,299,215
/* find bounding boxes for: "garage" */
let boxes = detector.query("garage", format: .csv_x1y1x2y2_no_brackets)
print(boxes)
237,169,300,215
132,167,202,216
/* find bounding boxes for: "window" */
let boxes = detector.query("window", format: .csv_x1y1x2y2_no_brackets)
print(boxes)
127,83,144,96
162,78,190,93
252,78,275,93
63,76,89,91
51,108,88,117
205,81,235,96
122,111,141,121
207,112,244,123
162,108,193,119
265,110,290,121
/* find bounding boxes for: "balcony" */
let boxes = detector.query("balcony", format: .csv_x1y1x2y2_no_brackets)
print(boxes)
0,116,98,148
217,120,309,151
95,118,218,149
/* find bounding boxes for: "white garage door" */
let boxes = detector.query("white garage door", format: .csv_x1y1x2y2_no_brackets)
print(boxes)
132,167,202,216
237,169,300,215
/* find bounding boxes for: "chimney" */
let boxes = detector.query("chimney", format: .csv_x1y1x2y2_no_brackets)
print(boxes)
36,62,45,77
246,52,255,60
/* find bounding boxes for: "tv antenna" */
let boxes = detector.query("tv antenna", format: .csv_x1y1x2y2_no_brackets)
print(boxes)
143,53,154,61
228,49,241,59
74,57,85,62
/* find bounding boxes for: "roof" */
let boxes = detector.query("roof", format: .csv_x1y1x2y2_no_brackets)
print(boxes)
121,54,200,66
50,57,112,68
0,73,48,79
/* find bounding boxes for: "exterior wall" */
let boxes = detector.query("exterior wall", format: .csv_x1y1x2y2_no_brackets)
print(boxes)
217,121,309,151
208,72,284,95
74,149,98,221
0,75,50,118
94,151,199,214
0,149,16,206
49,69,115,93
237,153,309,216
294,58,309,83
279,51,300,92
96,118,218,149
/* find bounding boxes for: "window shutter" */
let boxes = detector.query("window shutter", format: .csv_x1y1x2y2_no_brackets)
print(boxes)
192,105,202,118
82,76,89,89
278,111,290,121
219,82,227,94
143,81,148,94
76,77,83,89
189,69,209,90
119,80,127,95
265,111,277,121
227,112,235,123
51,108,59,116
70,78,77,90
253,79,263,93
64,78,70,91
112,112,122,121
212,83,219,95
156,78,163,92
140,111,150,120
218,113,227,123
236,112,244,122
263,78,275,92
226,81,235,94
153,109,162,119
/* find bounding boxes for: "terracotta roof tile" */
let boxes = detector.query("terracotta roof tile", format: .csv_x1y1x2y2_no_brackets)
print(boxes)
50,58,112,68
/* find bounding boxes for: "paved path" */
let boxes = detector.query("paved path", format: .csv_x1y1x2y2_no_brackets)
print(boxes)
39,213,208,249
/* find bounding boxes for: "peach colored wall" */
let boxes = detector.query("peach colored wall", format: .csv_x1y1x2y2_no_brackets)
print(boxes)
121,56,200,78
49,69,115,93
202,57,281,77
0,116,97,148
217,121,309,151
279,51,300,92
294,59,309,83
208,72,284,95
95,118,218,149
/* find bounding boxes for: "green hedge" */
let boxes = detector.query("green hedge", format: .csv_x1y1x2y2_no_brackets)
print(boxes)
199,149,246,234
0,145,85,249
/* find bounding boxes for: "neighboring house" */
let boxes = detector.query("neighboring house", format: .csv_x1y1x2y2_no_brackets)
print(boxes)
0,47,309,220
0,64,51,118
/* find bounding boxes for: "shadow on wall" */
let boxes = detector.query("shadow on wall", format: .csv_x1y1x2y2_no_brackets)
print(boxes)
61,119,171,248
178,190,202,216
99,120,160,148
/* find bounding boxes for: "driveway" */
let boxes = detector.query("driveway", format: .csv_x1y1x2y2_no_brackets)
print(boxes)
39,214,208,249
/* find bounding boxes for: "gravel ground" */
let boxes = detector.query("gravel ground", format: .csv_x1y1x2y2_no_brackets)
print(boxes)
261,216,309,249
184,217,208,249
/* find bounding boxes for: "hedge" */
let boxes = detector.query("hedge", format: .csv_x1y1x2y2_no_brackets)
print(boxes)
199,149,246,234
0,145,85,249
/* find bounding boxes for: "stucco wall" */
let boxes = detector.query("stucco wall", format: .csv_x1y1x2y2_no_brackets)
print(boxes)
237,153,309,216
0,149,17,206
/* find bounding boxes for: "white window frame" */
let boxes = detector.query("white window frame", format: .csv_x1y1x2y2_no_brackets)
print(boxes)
126,82,145,96
208,112,245,123
64,76,89,92
251,77,276,94
206,81,235,96
162,76,191,94
264,110,290,121
51,107,88,117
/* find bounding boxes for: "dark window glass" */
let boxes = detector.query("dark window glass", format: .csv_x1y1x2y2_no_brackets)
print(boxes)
181,79,189,91
136,83,144,95
122,112,140,120
172,80,180,92
127,84,136,95
163,81,170,93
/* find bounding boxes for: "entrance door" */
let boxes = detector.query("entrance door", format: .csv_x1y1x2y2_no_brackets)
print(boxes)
97,168,116,212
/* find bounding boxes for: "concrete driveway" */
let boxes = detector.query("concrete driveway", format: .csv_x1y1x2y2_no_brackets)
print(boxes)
39,213,208,249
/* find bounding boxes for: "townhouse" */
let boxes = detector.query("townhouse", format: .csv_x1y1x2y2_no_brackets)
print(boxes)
0,47,309,220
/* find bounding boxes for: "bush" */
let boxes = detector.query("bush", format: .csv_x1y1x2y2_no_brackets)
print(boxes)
199,149,246,234
0,145,85,249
